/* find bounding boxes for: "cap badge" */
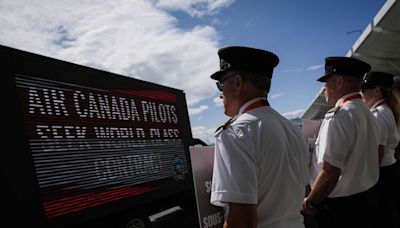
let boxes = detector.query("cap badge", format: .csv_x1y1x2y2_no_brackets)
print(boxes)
220,59,231,70
362,73,369,81
325,66,337,74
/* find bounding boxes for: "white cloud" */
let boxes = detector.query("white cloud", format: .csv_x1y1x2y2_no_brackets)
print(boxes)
213,96,223,107
285,64,323,73
270,93,284,99
282,109,305,120
0,0,225,106
152,0,234,17
307,64,324,71
211,18,229,26
189,105,209,115
284,68,303,73
191,126,216,145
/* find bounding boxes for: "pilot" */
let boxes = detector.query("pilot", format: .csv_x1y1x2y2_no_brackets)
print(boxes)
361,71,400,228
302,57,379,228
209,46,309,228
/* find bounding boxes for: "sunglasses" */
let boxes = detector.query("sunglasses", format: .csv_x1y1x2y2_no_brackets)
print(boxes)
216,81,224,92
216,72,239,92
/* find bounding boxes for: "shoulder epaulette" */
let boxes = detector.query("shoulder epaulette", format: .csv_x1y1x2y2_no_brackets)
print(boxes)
324,106,340,118
327,106,340,114
215,116,237,132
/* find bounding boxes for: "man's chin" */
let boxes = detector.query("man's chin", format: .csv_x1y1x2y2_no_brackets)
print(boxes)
224,110,234,117
325,97,335,106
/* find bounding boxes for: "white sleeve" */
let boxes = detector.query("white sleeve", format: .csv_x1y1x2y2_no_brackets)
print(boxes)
374,111,388,146
322,113,353,170
210,125,258,207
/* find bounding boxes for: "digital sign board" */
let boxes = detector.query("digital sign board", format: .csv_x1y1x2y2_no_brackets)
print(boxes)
4,46,193,224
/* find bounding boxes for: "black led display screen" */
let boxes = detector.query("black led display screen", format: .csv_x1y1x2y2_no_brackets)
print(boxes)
11,59,192,220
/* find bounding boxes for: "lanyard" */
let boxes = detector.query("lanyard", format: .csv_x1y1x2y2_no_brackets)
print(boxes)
243,99,268,113
338,94,361,107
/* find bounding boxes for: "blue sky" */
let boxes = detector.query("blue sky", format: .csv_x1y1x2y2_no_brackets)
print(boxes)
0,0,387,144
181,0,386,143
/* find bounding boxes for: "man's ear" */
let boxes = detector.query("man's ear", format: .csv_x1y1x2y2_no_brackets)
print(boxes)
232,74,245,95
336,75,344,89
233,74,244,88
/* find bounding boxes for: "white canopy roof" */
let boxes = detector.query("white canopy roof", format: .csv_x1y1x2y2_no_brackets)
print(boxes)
302,0,400,120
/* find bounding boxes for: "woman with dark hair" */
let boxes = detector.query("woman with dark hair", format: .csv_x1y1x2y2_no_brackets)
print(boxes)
361,72,400,228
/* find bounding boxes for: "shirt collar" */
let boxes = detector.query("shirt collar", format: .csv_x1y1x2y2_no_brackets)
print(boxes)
371,99,386,110
238,97,267,115
335,92,361,107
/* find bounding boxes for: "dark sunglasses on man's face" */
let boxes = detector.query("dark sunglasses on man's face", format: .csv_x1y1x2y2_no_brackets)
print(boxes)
216,81,224,92
216,73,239,92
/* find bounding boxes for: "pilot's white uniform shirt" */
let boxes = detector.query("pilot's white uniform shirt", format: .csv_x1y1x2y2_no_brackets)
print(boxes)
310,93,379,197
370,100,400,167
211,98,309,228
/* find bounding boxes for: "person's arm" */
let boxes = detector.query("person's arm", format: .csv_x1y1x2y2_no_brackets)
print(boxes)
302,161,341,215
224,203,257,228
378,145,385,164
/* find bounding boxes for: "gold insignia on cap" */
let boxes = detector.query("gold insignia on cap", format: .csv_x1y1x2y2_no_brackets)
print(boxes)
325,66,337,74
220,59,231,70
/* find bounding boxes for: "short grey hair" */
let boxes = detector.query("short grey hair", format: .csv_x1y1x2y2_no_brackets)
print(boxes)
240,71,272,92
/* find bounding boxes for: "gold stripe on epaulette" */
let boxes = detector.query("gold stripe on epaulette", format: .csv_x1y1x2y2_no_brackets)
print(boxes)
215,116,237,132
327,106,339,114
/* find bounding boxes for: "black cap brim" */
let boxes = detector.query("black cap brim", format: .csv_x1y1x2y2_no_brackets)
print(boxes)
210,69,228,80
317,74,330,82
